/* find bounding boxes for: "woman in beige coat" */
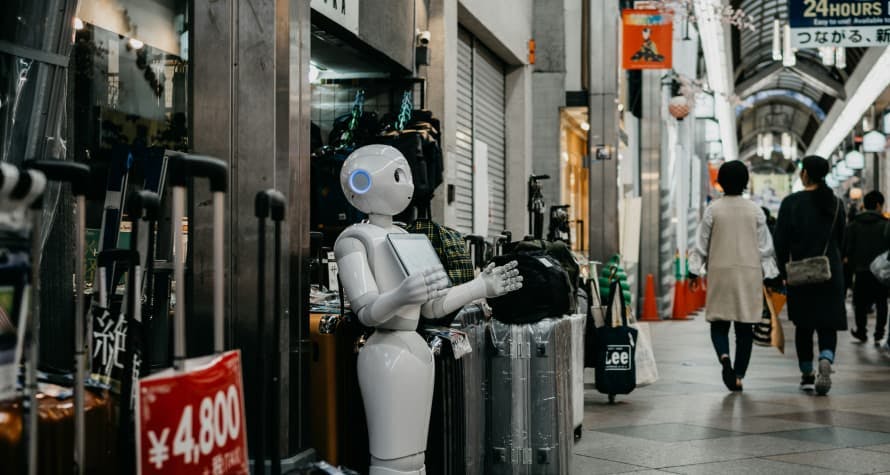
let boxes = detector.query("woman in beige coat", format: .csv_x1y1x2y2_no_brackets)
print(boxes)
689,161,779,391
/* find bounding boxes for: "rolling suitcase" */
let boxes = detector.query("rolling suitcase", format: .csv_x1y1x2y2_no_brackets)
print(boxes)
420,303,485,475
453,305,486,475
487,317,575,475
566,313,587,440
135,153,249,475
254,189,286,475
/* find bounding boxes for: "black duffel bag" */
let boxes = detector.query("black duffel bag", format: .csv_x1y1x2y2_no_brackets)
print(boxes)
487,253,573,324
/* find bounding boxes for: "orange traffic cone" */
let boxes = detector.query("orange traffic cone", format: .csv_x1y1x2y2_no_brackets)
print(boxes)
641,274,659,321
672,279,688,320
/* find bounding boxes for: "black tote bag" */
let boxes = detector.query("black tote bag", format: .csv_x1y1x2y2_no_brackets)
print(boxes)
595,280,639,397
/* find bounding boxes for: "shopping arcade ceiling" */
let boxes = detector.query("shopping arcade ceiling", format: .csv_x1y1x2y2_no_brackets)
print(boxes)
730,0,867,169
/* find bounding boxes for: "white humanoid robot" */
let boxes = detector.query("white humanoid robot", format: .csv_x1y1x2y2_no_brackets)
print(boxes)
334,145,522,475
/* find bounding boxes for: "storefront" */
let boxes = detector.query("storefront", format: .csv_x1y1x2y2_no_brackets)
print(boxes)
559,108,590,252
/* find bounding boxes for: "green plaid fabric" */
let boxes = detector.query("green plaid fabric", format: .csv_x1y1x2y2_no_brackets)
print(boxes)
406,219,475,285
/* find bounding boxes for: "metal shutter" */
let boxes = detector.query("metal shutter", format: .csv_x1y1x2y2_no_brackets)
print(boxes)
454,29,475,234
473,43,506,240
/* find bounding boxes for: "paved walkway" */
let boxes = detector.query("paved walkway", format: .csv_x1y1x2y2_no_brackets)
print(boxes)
574,308,890,474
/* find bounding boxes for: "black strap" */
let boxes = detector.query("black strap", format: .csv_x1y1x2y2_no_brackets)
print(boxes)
822,199,840,256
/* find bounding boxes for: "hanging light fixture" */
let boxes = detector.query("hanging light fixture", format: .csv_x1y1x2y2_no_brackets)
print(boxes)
763,132,774,157
826,174,839,188
781,132,793,157
772,18,783,61
819,47,835,66
845,149,865,169
782,23,796,67
863,130,887,153
883,108,890,135
835,47,847,69
836,161,853,177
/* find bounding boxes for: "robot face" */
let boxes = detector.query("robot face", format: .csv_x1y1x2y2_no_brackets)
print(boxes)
340,144,414,216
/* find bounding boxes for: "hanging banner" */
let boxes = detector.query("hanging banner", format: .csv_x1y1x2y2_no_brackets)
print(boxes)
788,0,890,47
622,9,673,70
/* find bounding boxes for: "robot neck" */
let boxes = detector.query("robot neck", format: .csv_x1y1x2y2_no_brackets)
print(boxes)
369,213,393,228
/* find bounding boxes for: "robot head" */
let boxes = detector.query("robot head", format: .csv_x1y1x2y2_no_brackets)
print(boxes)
340,144,414,216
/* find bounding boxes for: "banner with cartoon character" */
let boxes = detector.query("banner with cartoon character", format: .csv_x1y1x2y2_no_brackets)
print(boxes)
622,9,673,70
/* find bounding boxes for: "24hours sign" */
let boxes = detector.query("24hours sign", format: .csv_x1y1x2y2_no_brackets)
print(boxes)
789,0,890,46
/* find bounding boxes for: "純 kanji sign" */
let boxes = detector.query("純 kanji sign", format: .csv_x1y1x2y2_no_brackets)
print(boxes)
788,0,890,47
622,9,673,70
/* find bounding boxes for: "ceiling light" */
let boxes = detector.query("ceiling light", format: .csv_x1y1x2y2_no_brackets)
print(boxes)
772,19,782,61
810,47,890,158
863,130,887,153
782,24,796,67
836,161,853,177
763,133,774,157
845,149,865,169
781,132,793,156
826,175,839,188
580,121,590,131
819,47,835,66
835,47,847,69
128,38,144,50
757,134,765,157
74,17,84,31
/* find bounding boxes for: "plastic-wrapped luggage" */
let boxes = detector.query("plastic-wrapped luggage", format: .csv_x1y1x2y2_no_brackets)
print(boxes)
487,318,573,475
567,313,587,439
421,304,486,475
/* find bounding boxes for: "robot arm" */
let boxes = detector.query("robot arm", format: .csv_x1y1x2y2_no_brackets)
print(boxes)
421,261,523,318
336,237,450,327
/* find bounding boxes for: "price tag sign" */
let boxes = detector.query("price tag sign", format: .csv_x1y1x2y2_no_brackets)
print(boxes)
137,351,249,475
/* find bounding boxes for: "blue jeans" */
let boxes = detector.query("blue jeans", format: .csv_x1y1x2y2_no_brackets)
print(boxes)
710,321,754,378
794,326,837,374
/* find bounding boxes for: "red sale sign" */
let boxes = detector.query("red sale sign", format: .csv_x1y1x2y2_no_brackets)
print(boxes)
137,350,249,475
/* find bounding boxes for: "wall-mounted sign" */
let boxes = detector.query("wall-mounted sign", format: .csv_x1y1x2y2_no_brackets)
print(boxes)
311,0,359,35
621,10,673,70
788,0,890,47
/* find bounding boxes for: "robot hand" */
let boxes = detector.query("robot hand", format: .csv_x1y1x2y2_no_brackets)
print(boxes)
397,266,451,306
480,261,523,298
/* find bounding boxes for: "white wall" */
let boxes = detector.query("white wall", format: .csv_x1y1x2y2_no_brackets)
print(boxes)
457,0,533,65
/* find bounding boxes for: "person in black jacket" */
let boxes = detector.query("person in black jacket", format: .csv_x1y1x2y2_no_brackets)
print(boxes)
844,191,888,345
775,156,846,396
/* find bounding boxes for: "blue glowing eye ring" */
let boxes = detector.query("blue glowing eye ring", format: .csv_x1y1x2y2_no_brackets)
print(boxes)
349,169,372,194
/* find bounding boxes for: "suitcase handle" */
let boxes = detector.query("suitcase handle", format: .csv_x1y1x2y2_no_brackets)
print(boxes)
167,152,228,192
0,164,46,210
23,159,91,196
125,190,161,221
255,188,286,221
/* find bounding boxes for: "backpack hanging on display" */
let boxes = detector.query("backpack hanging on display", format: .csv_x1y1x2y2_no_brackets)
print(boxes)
487,253,573,324
594,280,638,403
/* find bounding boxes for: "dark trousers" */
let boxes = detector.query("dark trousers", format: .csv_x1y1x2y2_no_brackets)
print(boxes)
710,321,754,378
853,271,888,339
795,326,837,374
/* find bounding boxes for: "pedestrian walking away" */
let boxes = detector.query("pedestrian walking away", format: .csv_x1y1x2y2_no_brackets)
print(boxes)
774,156,847,396
689,161,779,392
843,190,888,346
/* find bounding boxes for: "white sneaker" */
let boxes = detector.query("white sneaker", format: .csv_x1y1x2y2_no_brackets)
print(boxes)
815,359,832,396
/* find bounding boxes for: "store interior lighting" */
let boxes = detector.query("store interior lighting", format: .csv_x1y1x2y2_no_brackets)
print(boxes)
74,17,84,31
128,38,144,50
845,149,865,169
694,0,738,160
580,121,590,131
811,47,890,157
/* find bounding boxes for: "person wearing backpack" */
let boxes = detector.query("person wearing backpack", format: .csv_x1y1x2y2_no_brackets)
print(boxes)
843,191,888,346
689,161,779,392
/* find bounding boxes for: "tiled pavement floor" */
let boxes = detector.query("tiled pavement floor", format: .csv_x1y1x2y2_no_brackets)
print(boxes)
574,307,890,474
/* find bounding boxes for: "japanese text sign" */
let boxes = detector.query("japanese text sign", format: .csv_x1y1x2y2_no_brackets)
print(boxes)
789,0,890,47
137,351,249,475
622,9,673,70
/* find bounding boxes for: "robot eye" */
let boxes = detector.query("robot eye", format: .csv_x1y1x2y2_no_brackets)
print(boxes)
394,168,403,183
349,169,372,194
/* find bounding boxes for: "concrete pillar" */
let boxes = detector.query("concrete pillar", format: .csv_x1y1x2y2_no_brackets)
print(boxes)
191,0,311,458
587,0,620,263
505,65,534,238
426,0,458,225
